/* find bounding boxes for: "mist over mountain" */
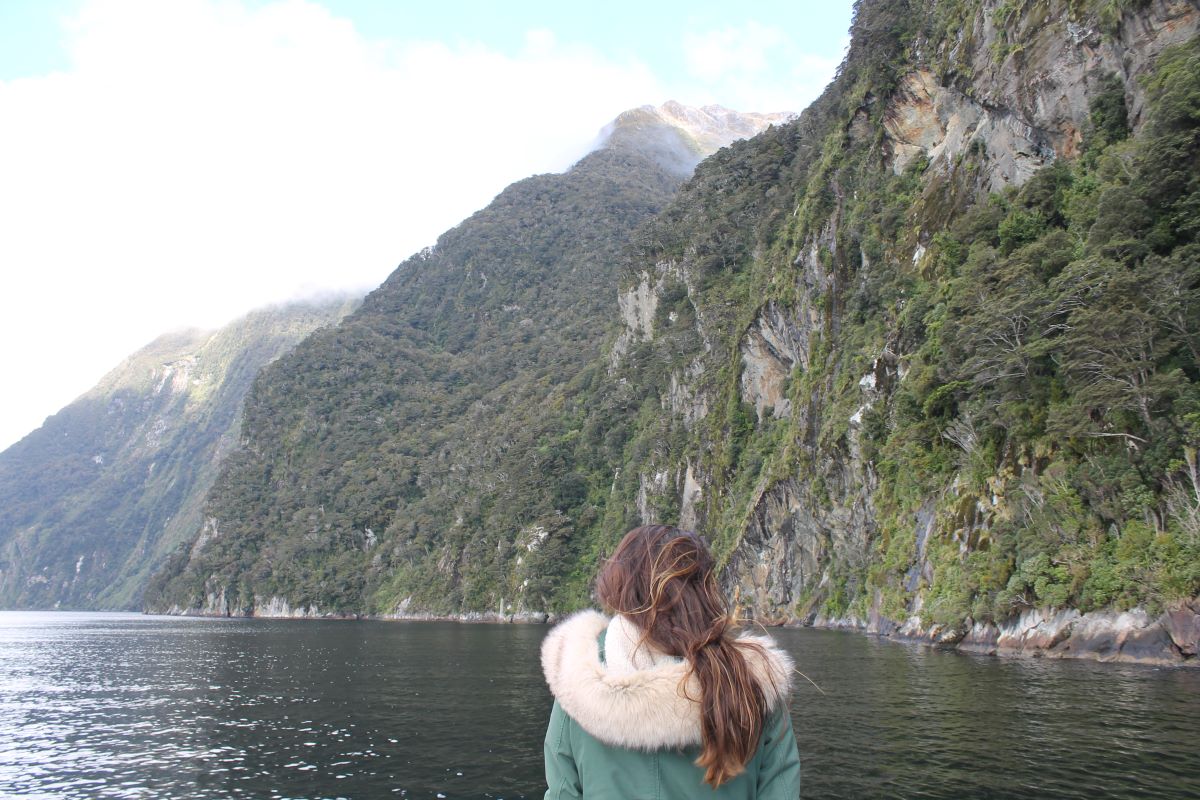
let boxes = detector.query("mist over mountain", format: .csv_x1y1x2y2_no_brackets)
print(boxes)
597,102,794,177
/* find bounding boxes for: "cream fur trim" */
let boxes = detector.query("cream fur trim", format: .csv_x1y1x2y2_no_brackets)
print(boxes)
541,609,794,751
604,614,678,675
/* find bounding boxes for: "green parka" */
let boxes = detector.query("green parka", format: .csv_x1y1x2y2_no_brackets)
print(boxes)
541,610,801,799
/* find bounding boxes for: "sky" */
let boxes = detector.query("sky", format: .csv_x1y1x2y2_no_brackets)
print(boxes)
0,0,854,450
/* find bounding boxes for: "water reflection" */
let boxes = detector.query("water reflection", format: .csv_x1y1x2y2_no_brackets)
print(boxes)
778,628,1200,799
0,612,1197,799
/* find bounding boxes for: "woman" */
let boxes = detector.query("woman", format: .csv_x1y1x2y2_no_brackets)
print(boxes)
541,524,801,798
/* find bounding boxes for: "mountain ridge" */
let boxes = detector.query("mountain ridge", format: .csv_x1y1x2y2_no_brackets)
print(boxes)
143,101,781,616
597,101,795,177
0,297,358,609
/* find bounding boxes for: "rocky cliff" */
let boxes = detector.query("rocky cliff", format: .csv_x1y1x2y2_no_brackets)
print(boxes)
605,0,1199,665
0,298,356,609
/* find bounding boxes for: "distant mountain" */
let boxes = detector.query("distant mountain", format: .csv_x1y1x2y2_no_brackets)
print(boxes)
0,298,358,609
144,103,784,617
599,102,793,177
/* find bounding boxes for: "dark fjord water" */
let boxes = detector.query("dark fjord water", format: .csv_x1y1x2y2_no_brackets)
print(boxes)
0,612,1197,799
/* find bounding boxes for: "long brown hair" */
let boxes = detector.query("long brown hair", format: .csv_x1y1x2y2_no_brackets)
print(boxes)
595,524,770,787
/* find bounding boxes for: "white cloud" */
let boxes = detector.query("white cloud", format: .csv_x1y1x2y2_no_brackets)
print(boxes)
683,21,786,82
0,0,664,449
682,22,846,112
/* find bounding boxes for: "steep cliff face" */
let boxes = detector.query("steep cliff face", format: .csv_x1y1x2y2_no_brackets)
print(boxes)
883,0,1197,185
605,0,1200,664
0,299,356,609
144,105,785,618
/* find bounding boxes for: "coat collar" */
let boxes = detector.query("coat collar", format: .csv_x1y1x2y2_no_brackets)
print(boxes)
540,609,794,751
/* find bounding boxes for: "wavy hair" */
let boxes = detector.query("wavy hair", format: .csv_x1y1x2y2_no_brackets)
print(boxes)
595,524,770,787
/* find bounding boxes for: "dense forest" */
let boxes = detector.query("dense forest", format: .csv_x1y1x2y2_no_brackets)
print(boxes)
144,0,1198,660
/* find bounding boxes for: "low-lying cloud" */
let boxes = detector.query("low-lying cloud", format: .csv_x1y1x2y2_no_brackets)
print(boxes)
0,0,666,448
0,0,844,450
682,21,845,112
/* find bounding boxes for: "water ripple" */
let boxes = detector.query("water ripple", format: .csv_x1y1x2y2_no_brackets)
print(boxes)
0,612,1197,799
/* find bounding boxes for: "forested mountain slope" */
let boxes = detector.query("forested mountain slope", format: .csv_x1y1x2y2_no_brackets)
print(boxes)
601,0,1200,662
146,0,1199,664
0,299,356,609
144,105,785,617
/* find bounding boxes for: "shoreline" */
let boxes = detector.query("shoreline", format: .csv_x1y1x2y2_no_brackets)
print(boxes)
150,597,1200,668
807,599,1199,668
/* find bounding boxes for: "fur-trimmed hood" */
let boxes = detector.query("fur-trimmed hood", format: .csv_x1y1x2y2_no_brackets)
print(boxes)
540,609,794,751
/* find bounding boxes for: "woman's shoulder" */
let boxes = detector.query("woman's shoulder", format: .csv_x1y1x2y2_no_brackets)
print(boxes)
540,610,794,751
